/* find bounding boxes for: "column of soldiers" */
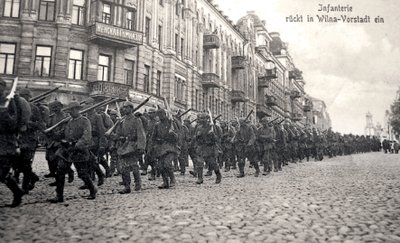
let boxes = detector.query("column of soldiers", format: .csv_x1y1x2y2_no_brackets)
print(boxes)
0,78,383,207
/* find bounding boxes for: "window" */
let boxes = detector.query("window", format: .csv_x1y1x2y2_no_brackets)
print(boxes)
126,9,136,30
159,0,163,6
158,25,162,50
34,46,52,77
175,1,179,16
98,54,110,81
72,0,85,25
102,3,111,24
174,76,186,102
180,38,184,57
181,0,185,19
195,89,199,111
39,0,55,21
155,71,161,96
124,59,135,86
3,0,20,18
175,34,179,53
68,49,83,80
0,43,16,74
145,17,151,44
143,65,150,93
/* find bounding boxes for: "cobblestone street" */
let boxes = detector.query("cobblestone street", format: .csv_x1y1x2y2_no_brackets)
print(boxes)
1,152,400,242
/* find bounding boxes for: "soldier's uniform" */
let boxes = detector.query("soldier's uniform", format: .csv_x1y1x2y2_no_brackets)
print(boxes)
258,117,276,175
234,119,256,178
143,109,158,180
274,123,287,169
15,89,43,193
192,113,221,184
84,98,107,185
107,110,120,176
178,119,190,175
151,108,179,188
49,101,96,203
0,79,25,207
116,102,146,193
220,121,235,172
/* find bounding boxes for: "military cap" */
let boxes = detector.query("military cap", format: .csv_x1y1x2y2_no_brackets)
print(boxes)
19,88,33,98
197,113,208,120
65,101,82,110
108,109,118,116
147,107,157,113
83,97,95,105
123,101,134,108
261,116,269,123
49,100,63,109
0,78,6,88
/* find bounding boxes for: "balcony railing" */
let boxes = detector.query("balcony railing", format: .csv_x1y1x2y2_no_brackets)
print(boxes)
290,90,301,99
88,22,143,48
266,96,278,106
201,73,220,89
203,34,221,49
291,113,303,121
231,56,246,69
303,104,312,112
265,68,278,79
88,81,130,98
256,103,271,117
289,70,296,80
231,90,247,102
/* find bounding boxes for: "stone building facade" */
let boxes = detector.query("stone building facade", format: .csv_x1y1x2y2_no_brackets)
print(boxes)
0,0,328,126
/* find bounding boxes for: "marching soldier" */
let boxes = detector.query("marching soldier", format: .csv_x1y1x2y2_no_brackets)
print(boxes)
15,88,43,193
192,113,221,184
116,102,146,194
258,117,276,175
220,121,236,172
46,100,74,186
0,78,26,207
49,101,97,203
83,98,107,186
151,108,179,188
234,118,256,178
107,109,120,176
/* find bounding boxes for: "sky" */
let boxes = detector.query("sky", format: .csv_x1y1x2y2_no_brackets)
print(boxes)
214,0,400,135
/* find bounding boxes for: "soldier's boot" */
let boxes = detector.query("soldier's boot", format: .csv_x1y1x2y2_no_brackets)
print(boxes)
119,172,131,194
93,163,105,186
236,164,245,178
196,167,203,184
5,176,24,207
215,168,222,184
205,170,212,177
21,172,31,194
49,173,65,203
83,177,97,200
68,169,74,183
158,170,170,189
149,169,156,181
28,172,39,191
169,169,176,188
262,163,269,175
99,158,111,178
254,163,260,177
132,169,141,191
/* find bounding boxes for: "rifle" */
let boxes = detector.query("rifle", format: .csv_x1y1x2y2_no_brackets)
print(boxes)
207,108,215,132
49,98,93,118
213,114,222,123
268,117,280,125
2,77,18,108
30,87,60,103
115,101,121,118
44,97,118,133
190,119,197,124
105,96,151,136
244,110,254,122
178,108,192,119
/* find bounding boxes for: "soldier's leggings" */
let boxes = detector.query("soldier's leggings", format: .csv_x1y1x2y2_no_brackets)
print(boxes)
178,149,188,174
120,154,141,188
14,149,39,191
45,147,58,176
261,149,272,172
109,149,120,175
0,156,24,198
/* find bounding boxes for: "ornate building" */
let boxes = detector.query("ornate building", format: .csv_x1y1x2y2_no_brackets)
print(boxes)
0,0,328,126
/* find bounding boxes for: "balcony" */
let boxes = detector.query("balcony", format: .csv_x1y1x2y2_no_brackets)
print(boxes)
292,113,303,121
88,22,143,48
256,103,271,117
231,56,246,69
265,68,278,79
231,90,247,103
290,90,301,99
289,70,296,80
303,104,312,112
258,76,269,88
203,34,221,49
88,81,130,98
265,96,278,106
201,73,220,89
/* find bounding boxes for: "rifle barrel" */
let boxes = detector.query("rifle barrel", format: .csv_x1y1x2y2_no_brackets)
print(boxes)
30,87,60,103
